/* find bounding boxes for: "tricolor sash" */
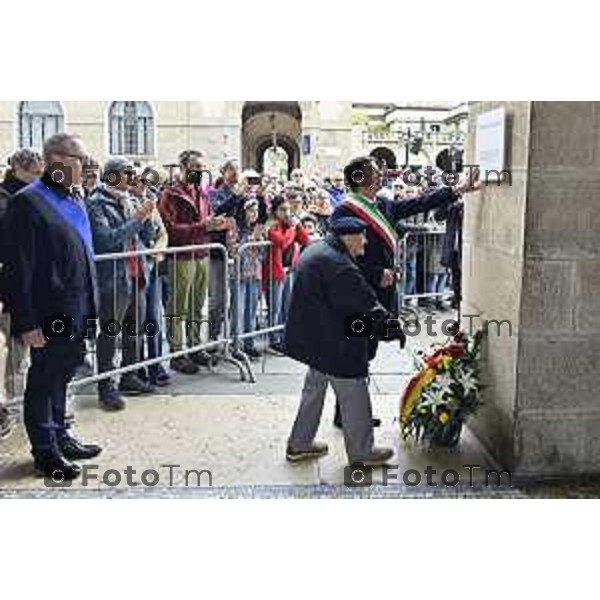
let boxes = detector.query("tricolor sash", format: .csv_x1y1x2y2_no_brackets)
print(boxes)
343,191,397,252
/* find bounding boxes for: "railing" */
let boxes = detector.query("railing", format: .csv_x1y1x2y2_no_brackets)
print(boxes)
1,227,459,424
71,242,250,391
229,239,285,383
0,238,290,411
396,227,451,309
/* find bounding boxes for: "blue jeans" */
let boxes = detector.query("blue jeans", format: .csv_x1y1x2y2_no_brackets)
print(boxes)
234,280,260,351
145,265,167,377
427,272,448,297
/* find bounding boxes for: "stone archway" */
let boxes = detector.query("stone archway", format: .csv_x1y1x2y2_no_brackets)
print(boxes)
241,102,302,176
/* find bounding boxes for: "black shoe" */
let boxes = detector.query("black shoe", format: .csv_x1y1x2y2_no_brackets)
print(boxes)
119,373,156,395
33,452,81,481
190,350,214,367
170,356,199,375
149,368,172,387
206,347,221,365
244,347,261,360
268,342,286,356
60,436,102,461
99,387,126,411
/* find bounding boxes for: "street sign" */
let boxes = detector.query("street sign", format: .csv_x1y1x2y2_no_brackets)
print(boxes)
302,133,311,155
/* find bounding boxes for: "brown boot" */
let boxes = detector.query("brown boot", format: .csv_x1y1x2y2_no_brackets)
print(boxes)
286,442,329,462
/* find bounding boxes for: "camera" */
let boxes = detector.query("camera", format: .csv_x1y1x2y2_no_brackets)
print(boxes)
42,312,74,340
48,162,73,189
43,468,73,488
344,313,373,339
186,170,203,186
344,463,372,487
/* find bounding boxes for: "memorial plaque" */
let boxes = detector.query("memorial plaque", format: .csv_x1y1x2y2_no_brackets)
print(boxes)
475,107,507,179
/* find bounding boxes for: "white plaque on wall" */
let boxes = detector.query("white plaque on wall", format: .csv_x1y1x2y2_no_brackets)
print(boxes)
475,107,506,178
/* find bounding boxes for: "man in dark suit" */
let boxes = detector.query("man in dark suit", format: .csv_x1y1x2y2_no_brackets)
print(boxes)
331,157,479,428
0,133,102,481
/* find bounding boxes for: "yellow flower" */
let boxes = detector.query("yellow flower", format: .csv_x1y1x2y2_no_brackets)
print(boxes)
439,412,450,424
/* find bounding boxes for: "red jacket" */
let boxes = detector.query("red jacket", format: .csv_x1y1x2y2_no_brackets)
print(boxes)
159,183,210,260
263,221,310,283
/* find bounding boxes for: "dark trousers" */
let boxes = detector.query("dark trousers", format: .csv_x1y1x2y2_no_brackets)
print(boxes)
449,251,462,305
23,337,82,456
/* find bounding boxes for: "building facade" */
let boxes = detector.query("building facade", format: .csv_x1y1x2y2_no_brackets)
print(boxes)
351,101,469,171
0,101,355,178
0,101,469,180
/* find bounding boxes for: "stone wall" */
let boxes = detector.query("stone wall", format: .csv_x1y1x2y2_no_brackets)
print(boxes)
464,101,600,479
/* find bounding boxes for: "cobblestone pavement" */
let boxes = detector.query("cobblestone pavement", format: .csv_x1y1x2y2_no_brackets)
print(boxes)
1,308,596,498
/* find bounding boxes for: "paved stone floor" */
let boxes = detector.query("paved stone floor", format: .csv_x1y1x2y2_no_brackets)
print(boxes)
1,309,597,498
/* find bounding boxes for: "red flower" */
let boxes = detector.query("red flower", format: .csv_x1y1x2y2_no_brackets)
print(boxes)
445,344,465,358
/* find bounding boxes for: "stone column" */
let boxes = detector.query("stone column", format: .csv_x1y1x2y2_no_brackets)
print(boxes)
463,101,600,480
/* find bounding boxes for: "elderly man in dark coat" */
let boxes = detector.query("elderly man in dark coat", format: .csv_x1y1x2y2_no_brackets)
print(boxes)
284,216,395,467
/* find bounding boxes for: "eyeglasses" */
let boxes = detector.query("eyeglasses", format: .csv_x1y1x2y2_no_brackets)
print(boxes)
59,152,88,164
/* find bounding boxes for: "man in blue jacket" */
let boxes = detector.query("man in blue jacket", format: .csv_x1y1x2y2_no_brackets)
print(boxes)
86,157,157,410
0,133,102,481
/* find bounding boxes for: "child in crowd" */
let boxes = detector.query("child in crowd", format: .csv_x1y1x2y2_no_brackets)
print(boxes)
230,199,265,359
300,214,322,243
263,196,310,352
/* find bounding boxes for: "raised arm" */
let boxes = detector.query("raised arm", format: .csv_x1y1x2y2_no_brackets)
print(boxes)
385,187,459,223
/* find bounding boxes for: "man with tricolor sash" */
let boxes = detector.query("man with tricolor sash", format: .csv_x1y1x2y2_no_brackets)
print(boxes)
331,156,479,429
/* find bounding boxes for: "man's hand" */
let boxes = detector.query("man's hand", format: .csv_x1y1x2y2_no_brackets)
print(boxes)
380,269,395,288
134,199,155,222
252,224,266,240
21,328,46,348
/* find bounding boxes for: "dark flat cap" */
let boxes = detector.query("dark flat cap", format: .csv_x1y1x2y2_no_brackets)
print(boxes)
329,216,367,235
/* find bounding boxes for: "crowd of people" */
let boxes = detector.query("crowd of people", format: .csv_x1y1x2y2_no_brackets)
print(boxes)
0,133,474,476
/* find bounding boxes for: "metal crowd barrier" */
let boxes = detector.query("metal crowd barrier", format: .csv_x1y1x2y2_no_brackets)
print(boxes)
230,239,284,383
1,237,294,416
0,243,254,419
69,242,249,391
396,227,452,309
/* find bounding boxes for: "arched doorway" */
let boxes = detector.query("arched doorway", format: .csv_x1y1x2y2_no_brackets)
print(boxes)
242,102,302,177
370,146,398,169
